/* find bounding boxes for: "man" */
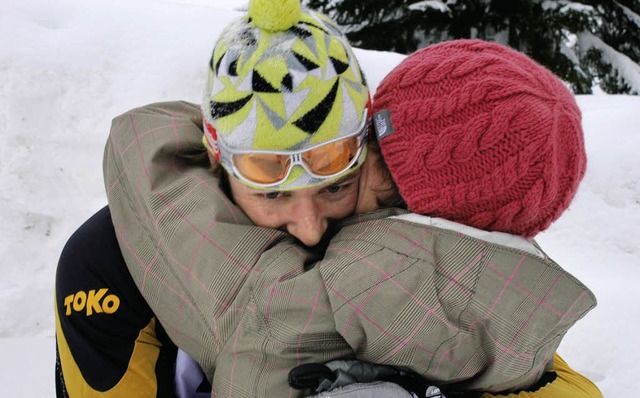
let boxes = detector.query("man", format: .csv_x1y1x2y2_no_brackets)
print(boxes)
55,0,369,396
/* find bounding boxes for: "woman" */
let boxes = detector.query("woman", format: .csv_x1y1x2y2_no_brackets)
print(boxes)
102,36,601,398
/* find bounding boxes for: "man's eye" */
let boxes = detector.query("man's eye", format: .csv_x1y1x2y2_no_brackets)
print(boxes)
324,184,341,194
263,191,282,199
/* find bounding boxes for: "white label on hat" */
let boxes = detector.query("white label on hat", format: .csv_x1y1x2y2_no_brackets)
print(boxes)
373,109,394,140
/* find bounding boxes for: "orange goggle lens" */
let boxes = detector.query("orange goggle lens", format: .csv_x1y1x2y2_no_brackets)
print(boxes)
232,136,361,185
302,136,360,176
233,153,291,185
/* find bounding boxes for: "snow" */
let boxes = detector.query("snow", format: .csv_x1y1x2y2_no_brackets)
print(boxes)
541,0,595,14
408,1,451,13
1,0,639,396
620,2,640,29
578,31,640,94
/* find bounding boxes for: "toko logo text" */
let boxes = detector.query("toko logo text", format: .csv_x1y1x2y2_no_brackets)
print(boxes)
63,289,120,316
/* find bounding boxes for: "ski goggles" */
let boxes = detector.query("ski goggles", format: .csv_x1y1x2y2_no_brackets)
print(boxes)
206,111,369,187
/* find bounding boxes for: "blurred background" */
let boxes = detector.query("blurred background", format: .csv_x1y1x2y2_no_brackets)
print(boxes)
304,0,640,95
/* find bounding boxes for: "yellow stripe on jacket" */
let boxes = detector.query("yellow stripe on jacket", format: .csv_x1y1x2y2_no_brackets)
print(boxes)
483,354,603,398
55,299,162,397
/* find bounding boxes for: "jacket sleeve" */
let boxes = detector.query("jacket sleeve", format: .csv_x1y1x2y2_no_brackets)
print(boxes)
55,206,177,398
103,101,290,381
318,217,597,393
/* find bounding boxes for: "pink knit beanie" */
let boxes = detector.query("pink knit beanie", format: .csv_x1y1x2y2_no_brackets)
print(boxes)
372,40,586,238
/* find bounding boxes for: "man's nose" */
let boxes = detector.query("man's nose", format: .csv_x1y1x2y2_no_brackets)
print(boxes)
286,198,328,247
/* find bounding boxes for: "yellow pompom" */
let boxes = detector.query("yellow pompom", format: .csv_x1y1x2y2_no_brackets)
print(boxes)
249,0,302,32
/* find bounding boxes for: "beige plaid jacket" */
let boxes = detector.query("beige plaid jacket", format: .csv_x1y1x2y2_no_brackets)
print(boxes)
103,102,596,397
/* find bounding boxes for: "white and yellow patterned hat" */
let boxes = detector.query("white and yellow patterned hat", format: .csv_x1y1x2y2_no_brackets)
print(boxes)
202,0,370,190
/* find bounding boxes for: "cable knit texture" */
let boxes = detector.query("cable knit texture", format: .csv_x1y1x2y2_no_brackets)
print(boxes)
373,40,586,238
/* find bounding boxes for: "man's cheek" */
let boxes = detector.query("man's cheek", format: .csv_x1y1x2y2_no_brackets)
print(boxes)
245,206,284,229
334,194,358,218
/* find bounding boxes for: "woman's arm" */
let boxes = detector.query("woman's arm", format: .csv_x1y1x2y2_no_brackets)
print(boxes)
103,101,290,383
319,216,597,393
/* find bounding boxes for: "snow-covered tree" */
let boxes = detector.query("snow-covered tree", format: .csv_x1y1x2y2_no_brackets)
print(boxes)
305,0,640,94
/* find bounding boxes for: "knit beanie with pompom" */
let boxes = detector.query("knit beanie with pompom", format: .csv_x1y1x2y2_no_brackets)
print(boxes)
202,0,370,190
372,39,586,238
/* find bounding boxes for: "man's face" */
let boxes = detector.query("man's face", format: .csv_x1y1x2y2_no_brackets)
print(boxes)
228,171,361,247
355,144,395,215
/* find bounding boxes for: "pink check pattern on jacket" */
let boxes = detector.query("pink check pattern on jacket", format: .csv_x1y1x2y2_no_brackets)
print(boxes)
103,101,596,397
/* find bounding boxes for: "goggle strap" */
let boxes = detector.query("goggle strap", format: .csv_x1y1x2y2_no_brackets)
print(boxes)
203,119,221,162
